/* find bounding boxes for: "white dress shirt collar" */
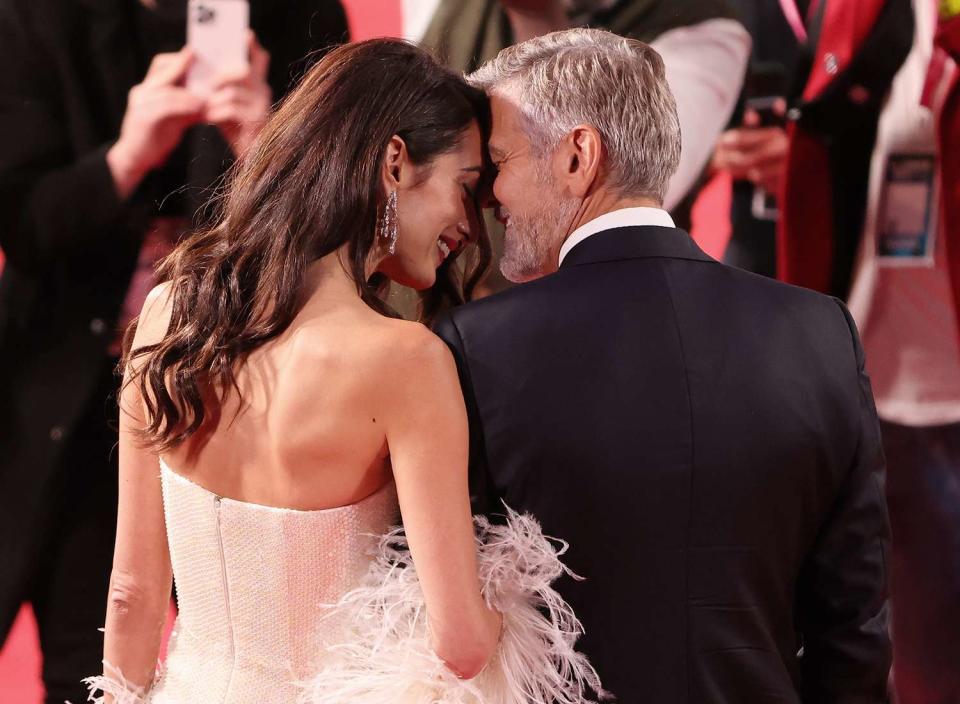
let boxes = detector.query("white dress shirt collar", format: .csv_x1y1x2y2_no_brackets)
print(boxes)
557,207,676,267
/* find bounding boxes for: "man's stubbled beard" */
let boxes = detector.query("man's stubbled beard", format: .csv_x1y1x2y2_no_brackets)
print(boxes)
499,161,579,283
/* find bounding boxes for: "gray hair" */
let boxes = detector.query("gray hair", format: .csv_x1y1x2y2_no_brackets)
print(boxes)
468,28,681,202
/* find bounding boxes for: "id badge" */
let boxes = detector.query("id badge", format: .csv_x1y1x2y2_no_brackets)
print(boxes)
877,154,938,266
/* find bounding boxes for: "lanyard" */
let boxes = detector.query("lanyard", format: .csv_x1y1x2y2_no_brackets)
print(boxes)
779,0,827,43
779,0,809,43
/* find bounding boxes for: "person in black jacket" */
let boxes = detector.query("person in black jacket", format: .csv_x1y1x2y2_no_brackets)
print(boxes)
713,0,913,290
0,2,347,701
435,27,891,703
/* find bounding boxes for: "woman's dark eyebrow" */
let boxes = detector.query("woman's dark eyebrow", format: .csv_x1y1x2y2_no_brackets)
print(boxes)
460,166,484,173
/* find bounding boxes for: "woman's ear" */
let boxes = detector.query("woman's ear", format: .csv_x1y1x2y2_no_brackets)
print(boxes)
381,135,409,192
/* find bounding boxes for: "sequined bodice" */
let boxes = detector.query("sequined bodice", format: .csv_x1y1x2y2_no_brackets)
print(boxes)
150,462,399,703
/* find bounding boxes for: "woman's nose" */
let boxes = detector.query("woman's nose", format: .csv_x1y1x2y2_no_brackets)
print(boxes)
457,219,474,244
460,198,482,243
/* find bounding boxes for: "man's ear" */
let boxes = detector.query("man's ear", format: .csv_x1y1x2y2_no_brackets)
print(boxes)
557,124,603,198
381,135,411,193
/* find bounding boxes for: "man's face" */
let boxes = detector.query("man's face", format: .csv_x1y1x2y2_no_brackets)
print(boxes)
487,93,578,282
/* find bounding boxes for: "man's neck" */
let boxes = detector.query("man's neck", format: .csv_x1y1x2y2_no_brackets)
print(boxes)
551,196,674,270
568,193,662,235
538,193,663,276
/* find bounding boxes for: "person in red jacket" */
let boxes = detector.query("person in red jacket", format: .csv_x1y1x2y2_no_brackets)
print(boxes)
777,0,914,297
713,0,914,290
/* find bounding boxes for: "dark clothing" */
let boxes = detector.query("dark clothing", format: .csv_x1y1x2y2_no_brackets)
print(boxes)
723,0,804,278
0,1,347,698
729,0,804,94
724,180,778,277
31,362,118,704
882,420,960,704
435,225,891,703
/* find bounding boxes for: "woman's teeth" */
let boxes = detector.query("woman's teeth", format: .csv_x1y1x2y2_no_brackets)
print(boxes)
437,239,451,257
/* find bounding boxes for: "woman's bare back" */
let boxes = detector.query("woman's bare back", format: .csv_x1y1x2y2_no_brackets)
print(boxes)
161,265,432,511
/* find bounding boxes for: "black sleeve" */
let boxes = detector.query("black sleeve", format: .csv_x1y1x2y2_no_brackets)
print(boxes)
432,311,497,516
253,0,349,101
0,3,127,271
798,299,892,703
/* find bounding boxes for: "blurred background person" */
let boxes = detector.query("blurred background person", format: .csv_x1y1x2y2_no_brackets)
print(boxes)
713,0,913,281
711,0,804,277
943,1,960,332
844,1,960,701
777,0,914,298
404,0,751,294
0,1,347,701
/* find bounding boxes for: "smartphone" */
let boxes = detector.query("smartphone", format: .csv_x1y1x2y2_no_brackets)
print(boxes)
744,61,789,128
745,96,787,128
186,0,250,97
745,62,789,101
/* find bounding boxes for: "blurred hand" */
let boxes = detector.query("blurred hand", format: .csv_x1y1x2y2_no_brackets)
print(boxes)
205,32,272,159
107,48,206,199
712,100,789,194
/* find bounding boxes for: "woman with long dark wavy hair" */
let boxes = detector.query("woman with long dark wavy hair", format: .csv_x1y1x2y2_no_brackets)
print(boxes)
83,39,598,703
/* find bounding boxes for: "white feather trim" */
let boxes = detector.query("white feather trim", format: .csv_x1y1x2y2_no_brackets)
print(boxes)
298,507,608,703
81,661,152,703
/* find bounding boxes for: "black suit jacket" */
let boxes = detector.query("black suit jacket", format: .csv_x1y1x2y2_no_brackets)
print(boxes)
0,0,347,638
434,225,890,703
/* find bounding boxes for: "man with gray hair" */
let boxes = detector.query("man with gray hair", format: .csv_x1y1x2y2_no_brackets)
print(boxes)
434,28,891,703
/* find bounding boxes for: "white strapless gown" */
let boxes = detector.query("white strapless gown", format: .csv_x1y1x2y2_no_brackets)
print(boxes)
85,462,603,703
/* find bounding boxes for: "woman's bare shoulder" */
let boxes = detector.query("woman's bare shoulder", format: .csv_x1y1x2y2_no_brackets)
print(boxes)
298,312,450,363
129,281,175,353
381,317,451,358
371,319,461,405
281,313,452,387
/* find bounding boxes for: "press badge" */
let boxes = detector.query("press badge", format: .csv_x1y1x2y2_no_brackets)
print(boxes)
877,154,937,265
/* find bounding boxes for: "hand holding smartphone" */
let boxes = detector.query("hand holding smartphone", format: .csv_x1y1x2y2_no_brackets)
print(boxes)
744,96,788,129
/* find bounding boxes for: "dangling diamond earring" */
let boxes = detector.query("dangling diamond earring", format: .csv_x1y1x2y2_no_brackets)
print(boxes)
379,190,399,255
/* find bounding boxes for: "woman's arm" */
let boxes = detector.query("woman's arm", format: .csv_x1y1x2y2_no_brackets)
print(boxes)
381,325,502,679
98,284,176,698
